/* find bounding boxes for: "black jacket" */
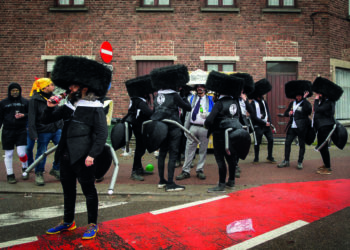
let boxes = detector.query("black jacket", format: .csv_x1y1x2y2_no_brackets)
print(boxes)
151,92,191,123
41,101,108,165
28,91,63,139
0,83,28,130
249,99,272,127
205,96,241,136
122,97,153,126
313,99,335,131
283,99,312,133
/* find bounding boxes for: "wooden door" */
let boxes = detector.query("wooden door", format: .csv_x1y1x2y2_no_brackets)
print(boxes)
266,62,297,137
137,60,173,76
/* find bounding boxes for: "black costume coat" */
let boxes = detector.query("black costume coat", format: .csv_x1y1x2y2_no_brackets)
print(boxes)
283,99,312,134
249,99,272,127
313,99,335,131
41,101,108,165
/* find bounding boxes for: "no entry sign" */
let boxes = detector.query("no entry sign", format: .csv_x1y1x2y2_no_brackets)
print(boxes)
100,41,113,63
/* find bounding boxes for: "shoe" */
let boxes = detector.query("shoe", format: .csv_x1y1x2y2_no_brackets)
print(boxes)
176,171,190,180
266,157,277,163
49,169,60,180
208,183,226,193
253,158,259,164
317,168,332,175
46,221,76,234
226,180,235,189
137,168,153,176
277,160,290,168
7,174,17,184
190,162,194,168
158,180,168,189
22,168,29,180
165,183,185,192
175,160,181,168
318,165,326,170
35,172,45,186
130,172,144,181
95,177,104,183
196,171,206,180
235,169,240,178
82,223,98,240
297,162,303,170
236,166,241,173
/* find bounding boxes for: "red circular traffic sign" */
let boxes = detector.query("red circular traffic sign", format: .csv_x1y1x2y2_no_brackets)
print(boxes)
100,41,113,63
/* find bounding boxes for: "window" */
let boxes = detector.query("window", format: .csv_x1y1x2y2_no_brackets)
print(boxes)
205,63,235,72
142,0,170,7
56,0,84,6
267,0,295,7
335,68,350,119
206,0,235,7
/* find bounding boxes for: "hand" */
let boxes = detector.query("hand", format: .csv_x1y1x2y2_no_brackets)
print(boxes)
85,156,94,167
47,100,58,107
200,112,207,119
14,113,24,119
266,122,271,127
289,110,294,116
304,91,309,98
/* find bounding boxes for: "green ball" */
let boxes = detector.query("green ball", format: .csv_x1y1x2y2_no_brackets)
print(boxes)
145,164,154,172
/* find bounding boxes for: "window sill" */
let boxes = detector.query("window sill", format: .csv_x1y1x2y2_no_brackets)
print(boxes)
49,7,88,12
262,8,301,13
136,7,174,12
201,7,240,13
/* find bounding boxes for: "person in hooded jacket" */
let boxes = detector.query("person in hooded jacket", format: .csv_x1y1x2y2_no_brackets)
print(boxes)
28,78,63,186
277,80,312,170
0,82,29,184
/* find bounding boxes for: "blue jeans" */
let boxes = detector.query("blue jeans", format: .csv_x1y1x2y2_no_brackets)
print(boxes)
35,129,62,173
26,133,35,167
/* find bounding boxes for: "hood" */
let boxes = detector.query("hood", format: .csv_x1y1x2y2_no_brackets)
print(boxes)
8,82,22,100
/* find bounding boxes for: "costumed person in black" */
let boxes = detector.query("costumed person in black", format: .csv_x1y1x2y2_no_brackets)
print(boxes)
230,72,255,177
248,79,276,164
277,80,312,170
0,83,29,184
312,77,344,175
204,71,246,192
43,56,111,239
123,75,154,181
148,64,191,192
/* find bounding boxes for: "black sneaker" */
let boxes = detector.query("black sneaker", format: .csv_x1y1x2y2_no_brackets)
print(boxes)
49,169,60,180
196,171,206,180
266,157,277,163
208,183,226,193
176,171,190,180
235,169,240,178
158,180,168,189
277,160,290,168
130,172,144,181
297,162,303,170
7,174,17,184
226,180,235,189
137,168,153,176
165,183,185,192
253,158,259,164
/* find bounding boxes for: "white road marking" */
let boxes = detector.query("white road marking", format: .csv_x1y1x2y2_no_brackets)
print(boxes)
225,220,309,250
151,195,230,215
0,236,38,248
0,201,127,227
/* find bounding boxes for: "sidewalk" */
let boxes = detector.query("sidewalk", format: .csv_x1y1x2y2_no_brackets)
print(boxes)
1,143,349,196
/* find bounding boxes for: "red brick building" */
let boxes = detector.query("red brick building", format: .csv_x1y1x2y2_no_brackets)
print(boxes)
1,0,349,137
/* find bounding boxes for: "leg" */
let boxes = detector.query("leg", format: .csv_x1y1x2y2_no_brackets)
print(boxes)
35,133,51,173
253,127,263,162
26,133,35,167
264,127,275,162
4,150,14,175
51,129,62,171
166,126,181,184
181,126,198,173
16,145,28,169
208,132,226,192
195,127,210,173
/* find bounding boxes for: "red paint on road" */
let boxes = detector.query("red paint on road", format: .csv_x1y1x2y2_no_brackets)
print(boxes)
6,179,350,250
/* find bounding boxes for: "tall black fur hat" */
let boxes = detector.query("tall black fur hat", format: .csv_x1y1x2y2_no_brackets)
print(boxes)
150,64,189,91
230,73,255,95
285,80,313,99
247,78,272,99
206,71,244,98
125,74,153,97
312,77,343,101
51,56,112,97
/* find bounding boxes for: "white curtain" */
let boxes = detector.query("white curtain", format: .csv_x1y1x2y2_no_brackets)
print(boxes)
268,0,279,6
283,0,294,6
335,68,350,119
208,0,219,6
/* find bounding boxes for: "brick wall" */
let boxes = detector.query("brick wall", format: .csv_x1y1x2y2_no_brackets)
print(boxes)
0,0,349,118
